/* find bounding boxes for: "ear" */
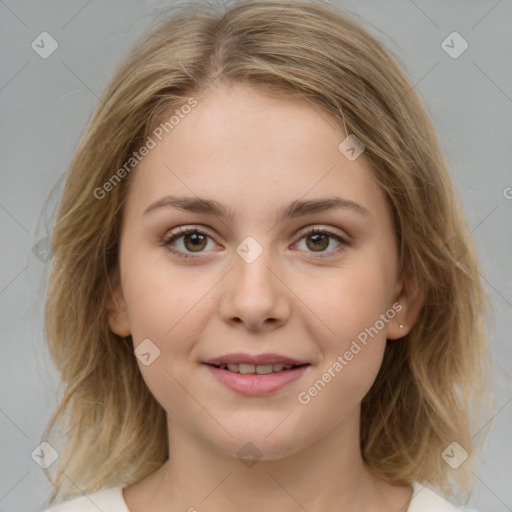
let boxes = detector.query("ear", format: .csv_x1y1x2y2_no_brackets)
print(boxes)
386,271,424,340
106,267,131,337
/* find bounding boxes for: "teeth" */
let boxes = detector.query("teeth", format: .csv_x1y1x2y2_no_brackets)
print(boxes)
256,364,274,374
238,363,255,374
218,363,298,374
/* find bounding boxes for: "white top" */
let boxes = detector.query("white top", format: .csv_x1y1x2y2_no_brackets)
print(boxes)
40,481,476,511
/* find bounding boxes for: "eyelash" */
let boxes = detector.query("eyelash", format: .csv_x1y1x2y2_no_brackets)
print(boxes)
162,226,350,260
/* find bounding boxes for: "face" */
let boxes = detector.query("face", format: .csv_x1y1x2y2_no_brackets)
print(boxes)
108,84,419,460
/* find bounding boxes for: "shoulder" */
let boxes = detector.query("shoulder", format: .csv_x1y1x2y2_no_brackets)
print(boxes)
40,486,129,512
408,482,478,512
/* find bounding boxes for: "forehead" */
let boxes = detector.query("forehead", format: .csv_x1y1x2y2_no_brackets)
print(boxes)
126,84,387,221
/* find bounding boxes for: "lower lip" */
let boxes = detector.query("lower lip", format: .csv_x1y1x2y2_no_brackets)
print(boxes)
204,364,309,396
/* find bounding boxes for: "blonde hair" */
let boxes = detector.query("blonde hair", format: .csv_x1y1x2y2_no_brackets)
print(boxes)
43,0,492,503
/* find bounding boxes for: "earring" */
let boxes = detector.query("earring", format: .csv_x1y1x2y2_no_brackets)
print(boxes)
399,324,404,329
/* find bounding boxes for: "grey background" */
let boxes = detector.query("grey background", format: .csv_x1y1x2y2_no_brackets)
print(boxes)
1,0,511,510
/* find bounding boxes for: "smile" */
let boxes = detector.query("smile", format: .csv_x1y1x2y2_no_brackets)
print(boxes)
210,363,305,374
204,363,310,396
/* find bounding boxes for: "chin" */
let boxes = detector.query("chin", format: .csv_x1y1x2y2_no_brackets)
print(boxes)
204,421,310,462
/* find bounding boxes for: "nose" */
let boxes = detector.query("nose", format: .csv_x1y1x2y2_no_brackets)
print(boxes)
218,247,291,332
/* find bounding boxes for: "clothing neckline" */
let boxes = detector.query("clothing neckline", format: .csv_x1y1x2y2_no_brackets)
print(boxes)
112,481,451,512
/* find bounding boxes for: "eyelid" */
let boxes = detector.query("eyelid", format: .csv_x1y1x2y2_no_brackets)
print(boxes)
295,224,350,241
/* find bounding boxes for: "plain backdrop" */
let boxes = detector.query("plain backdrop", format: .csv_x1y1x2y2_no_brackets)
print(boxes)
0,0,511,510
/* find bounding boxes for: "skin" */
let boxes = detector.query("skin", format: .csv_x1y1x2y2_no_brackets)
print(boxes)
107,84,423,512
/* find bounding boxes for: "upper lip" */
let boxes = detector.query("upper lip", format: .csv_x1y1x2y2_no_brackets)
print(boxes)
203,353,309,366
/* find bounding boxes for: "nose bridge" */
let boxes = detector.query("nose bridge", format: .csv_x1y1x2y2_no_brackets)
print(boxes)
219,235,290,330
232,237,278,301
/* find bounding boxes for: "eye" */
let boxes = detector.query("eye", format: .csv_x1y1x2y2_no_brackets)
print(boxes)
294,227,349,258
162,227,217,259
162,226,350,260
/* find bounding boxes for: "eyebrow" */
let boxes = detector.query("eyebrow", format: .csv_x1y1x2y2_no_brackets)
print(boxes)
143,195,370,223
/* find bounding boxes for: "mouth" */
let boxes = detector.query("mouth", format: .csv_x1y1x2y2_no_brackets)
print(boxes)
202,353,311,396
205,362,309,374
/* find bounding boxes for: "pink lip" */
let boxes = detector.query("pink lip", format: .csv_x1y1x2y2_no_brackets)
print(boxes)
204,364,310,396
204,352,307,366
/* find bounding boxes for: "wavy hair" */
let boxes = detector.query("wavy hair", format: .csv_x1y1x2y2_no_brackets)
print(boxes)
42,0,492,503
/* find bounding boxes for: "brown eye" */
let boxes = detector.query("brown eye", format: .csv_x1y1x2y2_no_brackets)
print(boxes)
182,232,208,252
305,233,330,252
163,227,215,258
295,227,349,258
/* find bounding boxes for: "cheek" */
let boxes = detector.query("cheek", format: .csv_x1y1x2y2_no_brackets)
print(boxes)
123,269,208,417
302,261,394,345
296,255,392,404
297,282,389,420
121,246,207,339
121,252,213,376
